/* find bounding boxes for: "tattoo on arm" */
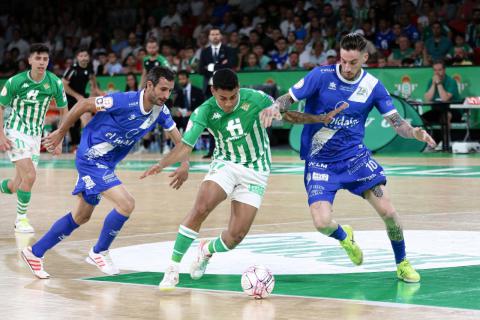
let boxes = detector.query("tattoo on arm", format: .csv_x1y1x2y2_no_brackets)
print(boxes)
385,112,415,139
371,185,384,198
387,222,404,241
275,93,294,113
283,111,326,124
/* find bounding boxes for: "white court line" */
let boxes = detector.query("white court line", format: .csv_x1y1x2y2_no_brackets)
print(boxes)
79,278,480,314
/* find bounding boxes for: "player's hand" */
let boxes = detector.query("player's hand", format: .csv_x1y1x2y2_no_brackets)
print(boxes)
168,162,189,189
42,129,65,153
322,102,349,124
140,163,162,179
0,133,13,152
413,127,436,148
52,141,63,156
260,104,282,128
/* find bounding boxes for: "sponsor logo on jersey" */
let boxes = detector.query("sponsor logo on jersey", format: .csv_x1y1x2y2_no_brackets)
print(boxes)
21,83,29,88
95,96,114,111
212,112,222,120
82,175,96,190
240,103,250,111
308,162,328,169
128,101,139,107
293,78,304,89
129,114,136,120
328,82,336,90
1,86,6,96
312,172,329,181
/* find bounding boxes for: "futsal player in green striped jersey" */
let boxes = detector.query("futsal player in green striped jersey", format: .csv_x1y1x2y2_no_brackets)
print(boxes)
141,69,342,290
0,43,68,233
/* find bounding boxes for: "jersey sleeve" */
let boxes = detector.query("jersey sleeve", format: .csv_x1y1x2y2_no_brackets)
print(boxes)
0,78,15,107
288,67,322,102
181,105,208,147
373,82,396,116
157,105,176,131
94,93,123,113
255,89,274,110
54,78,68,108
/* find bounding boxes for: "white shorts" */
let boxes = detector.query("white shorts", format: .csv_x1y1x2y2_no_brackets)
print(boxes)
204,160,269,209
5,128,41,167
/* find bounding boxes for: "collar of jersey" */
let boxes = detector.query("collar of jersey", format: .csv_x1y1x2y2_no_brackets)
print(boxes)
139,90,150,115
335,64,364,85
27,71,46,84
214,91,241,113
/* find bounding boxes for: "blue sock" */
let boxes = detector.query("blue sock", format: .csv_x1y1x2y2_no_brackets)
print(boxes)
391,240,406,264
32,213,79,258
329,224,347,241
93,209,129,253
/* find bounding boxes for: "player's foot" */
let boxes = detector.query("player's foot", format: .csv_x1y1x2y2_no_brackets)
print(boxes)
340,225,363,265
85,248,120,275
190,240,212,280
397,259,421,283
159,264,180,291
15,217,35,233
21,246,50,279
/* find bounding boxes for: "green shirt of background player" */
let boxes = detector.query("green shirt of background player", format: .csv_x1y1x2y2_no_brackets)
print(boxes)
141,69,277,290
140,37,171,88
0,43,68,233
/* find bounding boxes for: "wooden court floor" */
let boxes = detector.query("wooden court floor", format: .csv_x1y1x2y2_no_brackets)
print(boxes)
1,153,480,319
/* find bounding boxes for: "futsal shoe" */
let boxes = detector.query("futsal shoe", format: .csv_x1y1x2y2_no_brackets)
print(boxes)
340,225,363,266
15,217,35,233
397,259,421,283
21,246,50,279
190,240,212,280
159,264,180,291
85,248,120,275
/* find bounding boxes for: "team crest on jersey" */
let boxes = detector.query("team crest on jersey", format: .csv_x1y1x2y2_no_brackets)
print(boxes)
293,78,304,89
95,96,114,111
44,83,50,90
328,82,336,90
240,103,250,111
0,86,6,96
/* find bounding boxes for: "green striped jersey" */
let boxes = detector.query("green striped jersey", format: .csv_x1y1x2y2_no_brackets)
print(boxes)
0,71,67,136
183,88,273,173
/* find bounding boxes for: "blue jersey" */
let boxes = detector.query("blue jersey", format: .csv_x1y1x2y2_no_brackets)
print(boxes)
289,64,396,162
77,90,175,167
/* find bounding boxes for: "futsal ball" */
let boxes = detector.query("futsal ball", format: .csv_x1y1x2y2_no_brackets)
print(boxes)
241,265,275,299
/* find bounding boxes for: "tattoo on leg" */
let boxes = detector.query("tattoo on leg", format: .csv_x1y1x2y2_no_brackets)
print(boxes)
387,222,404,241
371,185,384,198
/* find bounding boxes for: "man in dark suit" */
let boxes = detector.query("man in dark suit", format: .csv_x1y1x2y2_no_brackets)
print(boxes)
174,70,205,133
198,27,236,158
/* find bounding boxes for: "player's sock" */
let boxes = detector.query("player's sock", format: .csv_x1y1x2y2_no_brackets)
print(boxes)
31,212,80,257
16,189,31,219
207,235,230,254
171,225,198,263
328,224,347,241
0,179,12,194
93,209,129,253
390,239,406,264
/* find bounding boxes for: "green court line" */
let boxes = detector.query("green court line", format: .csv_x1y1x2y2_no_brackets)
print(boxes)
2,159,480,178
84,265,480,310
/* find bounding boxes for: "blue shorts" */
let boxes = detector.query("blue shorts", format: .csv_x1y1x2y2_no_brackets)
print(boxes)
304,151,387,205
72,159,122,206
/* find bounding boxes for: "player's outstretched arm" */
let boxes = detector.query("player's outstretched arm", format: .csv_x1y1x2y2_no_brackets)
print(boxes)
384,112,436,147
283,102,349,124
43,97,97,152
140,142,192,179
164,128,190,189
260,93,294,128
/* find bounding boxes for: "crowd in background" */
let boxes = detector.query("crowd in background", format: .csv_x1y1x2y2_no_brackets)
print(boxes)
1,0,480,79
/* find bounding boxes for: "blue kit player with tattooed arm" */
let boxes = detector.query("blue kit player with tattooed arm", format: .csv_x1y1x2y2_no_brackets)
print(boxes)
21,67,189,279
262,33,436,283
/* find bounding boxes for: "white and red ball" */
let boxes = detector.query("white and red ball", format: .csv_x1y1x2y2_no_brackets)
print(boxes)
241,265,275,299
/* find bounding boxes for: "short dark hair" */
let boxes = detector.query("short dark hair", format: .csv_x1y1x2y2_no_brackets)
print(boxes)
177,70,190,78
432,59,445,68
209,27,222,35
212,69,238,90
146,37,158,44
147,66,175,86
29,43,50,56
340,33,367,52
76,47,89,56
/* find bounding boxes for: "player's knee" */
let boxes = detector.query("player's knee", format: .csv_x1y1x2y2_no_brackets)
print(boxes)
118,197,135,215
312,215,333,231
379,209,396,220
74,213,91,225
192,202,211,219
23,170,36,186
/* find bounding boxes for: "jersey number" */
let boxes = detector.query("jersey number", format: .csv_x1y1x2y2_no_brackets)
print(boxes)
226,118,244,137
366,160,378,172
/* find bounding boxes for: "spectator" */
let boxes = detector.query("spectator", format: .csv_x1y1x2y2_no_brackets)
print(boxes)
451,47,473,65
323,49,338,66
271,37,290,69
161,3,183,27
466,9,480,48
279,9,295,38
238,16,254,38
243,52,261,71
375,18,395,55
388,35,413,66
122,54,139,74
425,21,453,61
174,70,205,132
285,51,303,70
121,32,141,61
104,52,123,75
300,40,327,69
7,28,30,60
220,12,237,34
411,40,430,66
125,72,139,91
252,44,271,69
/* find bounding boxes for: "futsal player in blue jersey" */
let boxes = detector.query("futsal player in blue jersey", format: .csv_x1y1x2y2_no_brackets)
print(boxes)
262,33,436,283
21,67,189,279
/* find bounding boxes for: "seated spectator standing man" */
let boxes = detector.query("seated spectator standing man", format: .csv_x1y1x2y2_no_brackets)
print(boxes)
63,48,102,152
425,21,453,61
422,60,460,150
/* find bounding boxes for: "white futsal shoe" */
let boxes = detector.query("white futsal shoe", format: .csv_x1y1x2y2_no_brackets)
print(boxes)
190,240,212,280
85,248,120,275
15,217,35,233
159,264,180,291
21,246,50,279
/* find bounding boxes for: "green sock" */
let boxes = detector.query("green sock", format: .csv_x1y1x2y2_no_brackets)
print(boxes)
207,235,230,253
0,179,12,194
171,225,198,263
16,189,31,219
